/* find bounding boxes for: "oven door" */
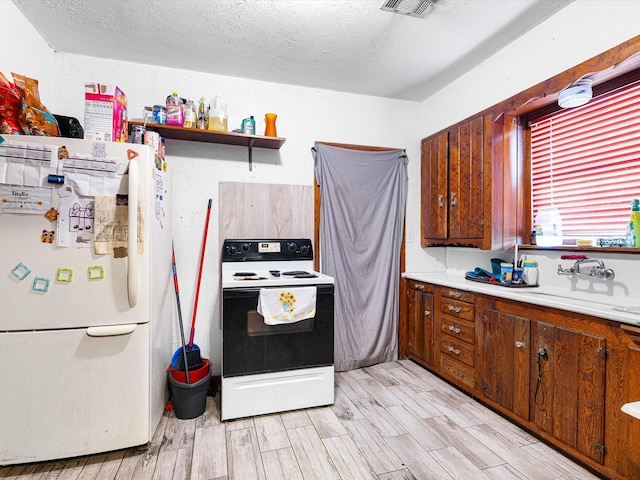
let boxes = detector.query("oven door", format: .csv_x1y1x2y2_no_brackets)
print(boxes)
222,284,334,377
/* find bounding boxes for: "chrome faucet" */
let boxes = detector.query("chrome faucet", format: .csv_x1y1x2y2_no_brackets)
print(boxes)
557,257,615,280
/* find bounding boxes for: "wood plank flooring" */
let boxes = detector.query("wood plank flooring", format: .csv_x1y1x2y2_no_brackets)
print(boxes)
0,360,603,480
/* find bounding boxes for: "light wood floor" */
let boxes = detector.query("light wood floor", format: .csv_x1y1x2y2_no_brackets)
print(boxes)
1,360,602,480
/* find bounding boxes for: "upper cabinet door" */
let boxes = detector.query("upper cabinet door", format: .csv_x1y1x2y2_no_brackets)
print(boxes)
449,117,485,242
421,114,515,249
421,131,449,242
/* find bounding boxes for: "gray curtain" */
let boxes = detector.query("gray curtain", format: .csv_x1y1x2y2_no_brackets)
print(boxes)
312,144,408,372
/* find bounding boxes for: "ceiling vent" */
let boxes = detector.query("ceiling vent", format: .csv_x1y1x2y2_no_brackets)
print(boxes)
380,0,435,18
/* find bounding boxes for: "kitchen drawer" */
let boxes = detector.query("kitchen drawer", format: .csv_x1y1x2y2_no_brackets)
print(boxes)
439,355,474,390
439,297,474,321
440,336,474,367
407,281,434,293
440,314,475,345
438,287,474,304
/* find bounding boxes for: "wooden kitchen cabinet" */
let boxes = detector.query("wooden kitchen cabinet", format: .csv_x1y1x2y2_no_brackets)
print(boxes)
532,320,606,464
404,280,435,367
400,279,640,479
434,286,476,392
421,114,520,250
477,296,530,421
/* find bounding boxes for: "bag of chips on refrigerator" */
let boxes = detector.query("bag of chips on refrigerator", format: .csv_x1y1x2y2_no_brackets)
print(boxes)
12,73,59,136
0,72,22,135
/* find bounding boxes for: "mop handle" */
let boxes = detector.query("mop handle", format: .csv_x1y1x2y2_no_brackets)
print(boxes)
172,243,190,383
189,199,212,347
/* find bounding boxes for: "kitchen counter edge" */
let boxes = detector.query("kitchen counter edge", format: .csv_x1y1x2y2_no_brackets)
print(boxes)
402,271,640,327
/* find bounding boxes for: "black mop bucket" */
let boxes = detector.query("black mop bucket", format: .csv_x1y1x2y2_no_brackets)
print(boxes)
167,364,211,419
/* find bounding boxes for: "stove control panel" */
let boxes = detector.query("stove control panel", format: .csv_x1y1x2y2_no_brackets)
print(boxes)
222,238,313,262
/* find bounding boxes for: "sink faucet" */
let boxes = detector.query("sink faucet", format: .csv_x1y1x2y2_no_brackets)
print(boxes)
557,257,615,280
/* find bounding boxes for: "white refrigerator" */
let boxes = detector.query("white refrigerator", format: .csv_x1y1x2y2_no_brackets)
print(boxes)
0,135,172,465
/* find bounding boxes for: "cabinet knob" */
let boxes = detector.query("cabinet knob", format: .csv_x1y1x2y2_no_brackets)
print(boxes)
448,305,462,313
515,341,524,348
447,346,461,355
438,194,444,207
448,325,461,334
450,192,457,207
448,290,461,298
414,283,424,290
424,310,431,316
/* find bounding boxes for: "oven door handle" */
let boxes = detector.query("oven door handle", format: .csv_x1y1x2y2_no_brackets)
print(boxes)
223,284,334,298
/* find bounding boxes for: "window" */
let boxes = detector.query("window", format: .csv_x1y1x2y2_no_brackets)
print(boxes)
529,80,640,242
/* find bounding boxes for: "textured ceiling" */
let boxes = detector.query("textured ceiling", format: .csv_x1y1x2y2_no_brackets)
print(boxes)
12,0,573,101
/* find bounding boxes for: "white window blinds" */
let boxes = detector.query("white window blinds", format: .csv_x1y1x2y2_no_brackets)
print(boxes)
530,81,640,238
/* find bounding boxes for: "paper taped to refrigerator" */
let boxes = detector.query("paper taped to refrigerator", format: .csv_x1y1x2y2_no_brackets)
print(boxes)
56,194,95,247
93,195,144,255
61,154,127,196
0,184,52,214
0,140,57,187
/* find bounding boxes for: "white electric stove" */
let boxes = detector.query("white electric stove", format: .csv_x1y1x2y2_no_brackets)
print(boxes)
220,239,335,421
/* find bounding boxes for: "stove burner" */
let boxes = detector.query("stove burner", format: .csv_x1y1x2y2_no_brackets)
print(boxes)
269,270,281,277
293,273,318,278
282,270,309,276
234,272,256,276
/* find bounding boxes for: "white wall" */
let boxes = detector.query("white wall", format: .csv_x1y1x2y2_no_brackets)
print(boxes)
4,0,640,372
8,39,413,374
405,0,640,279
0,0,55,107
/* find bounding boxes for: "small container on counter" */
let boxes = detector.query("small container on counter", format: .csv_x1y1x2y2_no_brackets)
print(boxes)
500,262,514,283
523,260,538,285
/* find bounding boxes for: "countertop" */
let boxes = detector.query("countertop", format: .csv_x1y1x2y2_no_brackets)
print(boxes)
403,271,640,327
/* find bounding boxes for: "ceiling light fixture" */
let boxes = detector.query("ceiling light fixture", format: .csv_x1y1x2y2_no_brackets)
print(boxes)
380,0,435,18
558,78,593,108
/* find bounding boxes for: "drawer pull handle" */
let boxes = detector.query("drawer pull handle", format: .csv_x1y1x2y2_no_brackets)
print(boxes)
415,284,424,290
448,290,461,298
515,341,524,348
448,305,461,313
438,194,444,207
448,325,461,334
424,310,431,316
447,346,461,355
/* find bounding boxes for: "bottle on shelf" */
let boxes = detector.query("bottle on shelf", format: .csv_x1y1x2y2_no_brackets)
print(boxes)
241,116,255,135
183,98,197,128
208,95,228,132
166,92,184,126
628,198,640,248
197,97,207,130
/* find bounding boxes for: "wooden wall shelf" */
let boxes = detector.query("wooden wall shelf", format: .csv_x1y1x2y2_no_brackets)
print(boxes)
129,120,285,171
129,121,286,149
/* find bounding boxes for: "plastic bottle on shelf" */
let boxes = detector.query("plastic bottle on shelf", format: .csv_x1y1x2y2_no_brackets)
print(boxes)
241,116,255,135
166,92,184,126
208,95,228,132
629,199,640,248
534,207,563,246
183,98,197,128
197,97,207,130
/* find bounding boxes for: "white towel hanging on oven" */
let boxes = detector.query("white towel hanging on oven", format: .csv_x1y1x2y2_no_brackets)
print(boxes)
257,287,317,325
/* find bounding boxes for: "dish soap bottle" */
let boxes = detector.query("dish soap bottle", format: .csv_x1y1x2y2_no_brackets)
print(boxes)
166,92,184,126
629,199,640,248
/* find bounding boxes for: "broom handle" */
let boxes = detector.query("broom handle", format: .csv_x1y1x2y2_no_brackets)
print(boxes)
172,243,190,383
189,199,212,347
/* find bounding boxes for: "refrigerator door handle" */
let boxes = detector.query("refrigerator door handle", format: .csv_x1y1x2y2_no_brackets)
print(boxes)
128,157,139,308
87,324,137,337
